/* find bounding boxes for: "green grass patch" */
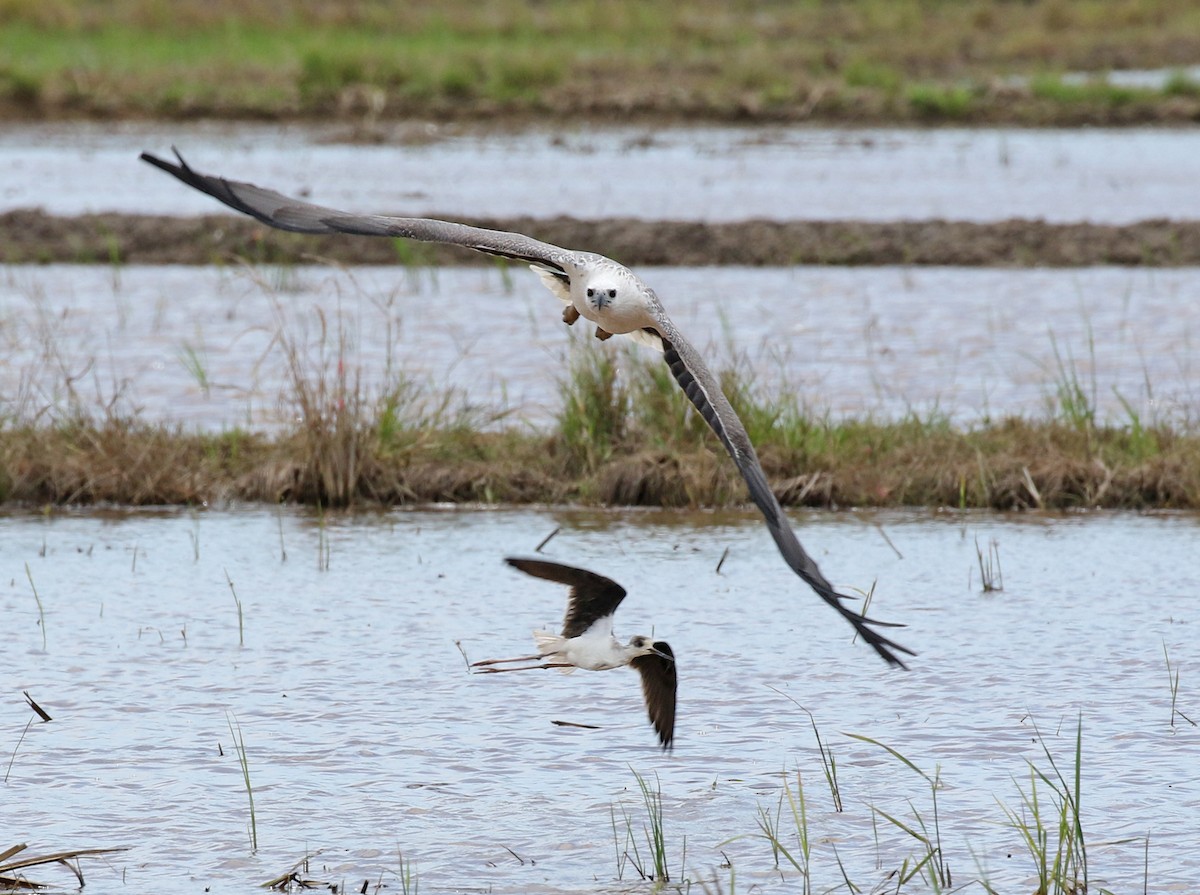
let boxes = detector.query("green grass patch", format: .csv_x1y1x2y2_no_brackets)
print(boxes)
907,82,977,119
996,717,1090,894
843,58,903,94
612,768,679,883
1163,69,1200,98
556,342,629,472
701,710,1129,893
1030,73,1148,107
5,0,1200,123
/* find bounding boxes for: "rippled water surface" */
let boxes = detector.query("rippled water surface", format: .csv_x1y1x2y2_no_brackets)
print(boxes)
5,121,1200,222
2,263,1196,429
3,507,1198,893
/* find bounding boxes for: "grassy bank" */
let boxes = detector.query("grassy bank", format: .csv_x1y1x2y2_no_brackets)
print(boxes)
2,344,1196,510
3,0,1200,125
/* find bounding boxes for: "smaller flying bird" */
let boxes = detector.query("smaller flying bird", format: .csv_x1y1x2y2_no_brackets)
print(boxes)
472,557,677,750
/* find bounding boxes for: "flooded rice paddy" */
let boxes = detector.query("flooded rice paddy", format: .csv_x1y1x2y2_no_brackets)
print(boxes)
4,120,1200,893
3,506,1198,893
5,121,1200,223
2,262,1196,430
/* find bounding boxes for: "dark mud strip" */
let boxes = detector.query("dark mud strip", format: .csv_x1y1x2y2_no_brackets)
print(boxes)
6,210,1200,267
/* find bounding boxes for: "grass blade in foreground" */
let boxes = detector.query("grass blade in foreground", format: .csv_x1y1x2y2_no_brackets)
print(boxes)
846,733,950,889
226,711,258,853
25,562,46,651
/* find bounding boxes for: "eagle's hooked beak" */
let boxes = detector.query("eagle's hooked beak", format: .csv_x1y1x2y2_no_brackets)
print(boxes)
586,286,616,310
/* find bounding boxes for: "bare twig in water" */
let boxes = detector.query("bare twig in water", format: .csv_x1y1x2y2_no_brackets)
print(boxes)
874,522,903,559
502,846,531,865
0,843,128,889
4,719,34,784
715,546,730,574
261,848,327,890
534,527,561,553
551,720,602,730
23,692,51,723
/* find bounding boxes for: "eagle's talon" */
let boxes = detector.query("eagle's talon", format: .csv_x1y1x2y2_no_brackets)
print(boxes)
562,306,581,326
594,327,614,341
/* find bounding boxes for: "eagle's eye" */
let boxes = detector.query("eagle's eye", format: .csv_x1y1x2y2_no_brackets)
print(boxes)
607,288,617,299
586,287,594,297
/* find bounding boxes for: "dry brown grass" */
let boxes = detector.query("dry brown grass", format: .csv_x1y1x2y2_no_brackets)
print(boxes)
0,842,127,889
2,412,1197,511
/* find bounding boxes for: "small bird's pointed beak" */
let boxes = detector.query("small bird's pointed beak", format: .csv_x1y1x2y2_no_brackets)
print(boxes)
651,646,673,662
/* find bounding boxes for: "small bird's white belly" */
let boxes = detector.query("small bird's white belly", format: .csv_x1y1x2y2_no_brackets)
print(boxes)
563,635,627,671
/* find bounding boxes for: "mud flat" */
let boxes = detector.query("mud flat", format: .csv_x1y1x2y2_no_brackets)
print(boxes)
9,210,1200,267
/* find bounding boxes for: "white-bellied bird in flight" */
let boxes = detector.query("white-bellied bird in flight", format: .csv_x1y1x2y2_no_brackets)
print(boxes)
140,149,914,669
472,557,677,750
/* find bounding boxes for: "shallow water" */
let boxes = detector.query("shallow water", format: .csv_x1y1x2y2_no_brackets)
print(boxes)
1060,65,1200,90
5,121,1200,223
2,263,1196,429
3,506,1198,893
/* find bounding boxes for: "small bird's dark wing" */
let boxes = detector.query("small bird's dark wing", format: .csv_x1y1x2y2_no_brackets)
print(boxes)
139,149,574,272
650,316,914,669
631,642,677,750
505,557,628,638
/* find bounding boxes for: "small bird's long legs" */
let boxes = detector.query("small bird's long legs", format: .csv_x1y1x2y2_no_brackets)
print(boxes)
470,654,573,674
470,653,542,667
471,663,573,673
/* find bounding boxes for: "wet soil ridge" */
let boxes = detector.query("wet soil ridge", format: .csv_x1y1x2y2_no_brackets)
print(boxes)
8,211,1200,267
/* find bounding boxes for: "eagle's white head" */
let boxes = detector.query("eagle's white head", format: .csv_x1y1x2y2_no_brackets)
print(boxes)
574,263,657,335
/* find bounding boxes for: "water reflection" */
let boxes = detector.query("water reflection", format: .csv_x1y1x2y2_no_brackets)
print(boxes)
2,507,1197,893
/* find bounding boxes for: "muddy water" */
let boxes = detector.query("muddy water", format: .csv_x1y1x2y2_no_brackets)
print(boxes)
5,121,1200,223
3,507,1197,893
2,263,1196,429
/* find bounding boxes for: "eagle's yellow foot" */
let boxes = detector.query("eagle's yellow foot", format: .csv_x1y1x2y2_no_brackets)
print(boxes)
562,306,580,326
594,327,614,341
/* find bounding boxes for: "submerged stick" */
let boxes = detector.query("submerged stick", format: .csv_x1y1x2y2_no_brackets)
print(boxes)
534,526,561,553
23,691,51,723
